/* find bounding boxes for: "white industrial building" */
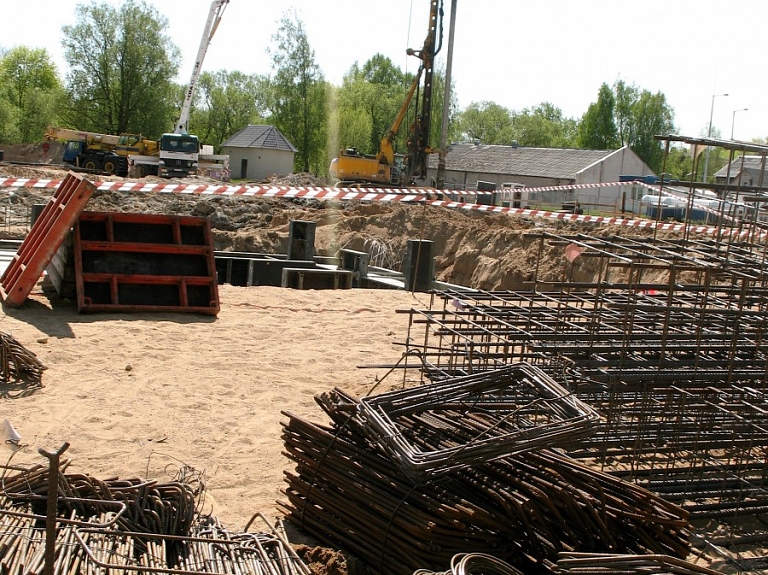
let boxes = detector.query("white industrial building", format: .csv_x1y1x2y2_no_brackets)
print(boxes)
426,143,656,212
221,125,297,181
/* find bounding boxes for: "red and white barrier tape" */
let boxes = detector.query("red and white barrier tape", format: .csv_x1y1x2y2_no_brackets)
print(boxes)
0,178,654,196
447,180,658,195
0,177,760,239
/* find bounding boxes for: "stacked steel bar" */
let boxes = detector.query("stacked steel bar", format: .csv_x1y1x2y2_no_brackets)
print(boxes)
279,388,690,575
556,552,723,575
356,363,599,481
0,502,310,575
413,553,526,575
0,331,47,385
398,231,768,542
0,502,69,575
411,287,768,386
73,515,311,575
1,461,198,537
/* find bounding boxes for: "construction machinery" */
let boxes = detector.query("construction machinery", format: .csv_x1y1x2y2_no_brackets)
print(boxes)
329,0,442,187
48,1,230,180
129,0,230,179
44,126,158,176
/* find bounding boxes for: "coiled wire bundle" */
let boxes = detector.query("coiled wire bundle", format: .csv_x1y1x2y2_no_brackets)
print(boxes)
414,553,527,575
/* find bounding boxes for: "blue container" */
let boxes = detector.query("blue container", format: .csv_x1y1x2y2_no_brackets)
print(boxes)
646,206,682,221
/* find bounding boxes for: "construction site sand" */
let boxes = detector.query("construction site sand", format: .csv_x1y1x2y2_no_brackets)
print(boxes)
1,162,732,570
2,284,431,532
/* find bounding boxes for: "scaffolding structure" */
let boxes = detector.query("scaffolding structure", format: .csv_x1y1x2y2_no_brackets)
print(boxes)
402,230,768,549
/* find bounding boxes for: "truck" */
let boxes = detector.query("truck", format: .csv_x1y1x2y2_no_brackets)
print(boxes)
44,126,158,176
329,0,442,187
128,132,201,178
129,138,230,180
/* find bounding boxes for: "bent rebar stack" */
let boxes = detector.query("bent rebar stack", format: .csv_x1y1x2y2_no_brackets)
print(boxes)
0,461,311,575
400,231,768,552
280,386,690,575
356,362,599,481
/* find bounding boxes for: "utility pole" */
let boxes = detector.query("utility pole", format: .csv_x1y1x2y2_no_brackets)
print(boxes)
702,92,728,183
436,0,457,189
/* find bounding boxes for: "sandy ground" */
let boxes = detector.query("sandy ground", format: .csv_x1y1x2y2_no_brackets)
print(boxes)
1,282,431,531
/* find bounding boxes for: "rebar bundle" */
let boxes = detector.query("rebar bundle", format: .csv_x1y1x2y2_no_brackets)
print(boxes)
0,331,46,385
555,552,723,575
279,388,690,575
370,228,768,561
391,230,768,550
1,460,199,536
413,553,527,575
407,287,768,520
355,363,599,481
0,504,310,575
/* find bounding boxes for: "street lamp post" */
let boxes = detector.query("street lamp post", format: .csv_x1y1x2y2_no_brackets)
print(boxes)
702,93,728,183
731,108,748,140
728,108,749,186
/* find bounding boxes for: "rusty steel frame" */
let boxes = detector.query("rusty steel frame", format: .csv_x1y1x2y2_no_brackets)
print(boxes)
73,211,220,315
356,363,600,481
281,391,690,575
397,230,768,549
0,499,309,575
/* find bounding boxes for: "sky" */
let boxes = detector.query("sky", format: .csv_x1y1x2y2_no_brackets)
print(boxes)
3,0,766,143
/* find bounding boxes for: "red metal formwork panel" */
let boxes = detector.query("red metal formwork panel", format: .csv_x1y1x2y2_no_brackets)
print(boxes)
1,172,96,306
73,211,220,316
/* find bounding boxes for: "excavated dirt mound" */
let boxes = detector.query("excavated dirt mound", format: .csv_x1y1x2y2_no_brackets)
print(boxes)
0,163,683,290
1,142,64,164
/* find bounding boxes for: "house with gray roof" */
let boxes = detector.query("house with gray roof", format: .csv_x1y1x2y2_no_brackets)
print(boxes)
426,143,655,211
222,125,297,181
713,155,767,188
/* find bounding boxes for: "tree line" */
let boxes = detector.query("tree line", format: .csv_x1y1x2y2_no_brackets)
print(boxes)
0,0,748,179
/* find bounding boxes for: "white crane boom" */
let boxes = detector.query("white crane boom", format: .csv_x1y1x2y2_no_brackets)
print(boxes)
174,0,229,134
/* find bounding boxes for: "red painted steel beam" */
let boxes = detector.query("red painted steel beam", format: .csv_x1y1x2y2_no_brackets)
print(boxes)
1,172,95,306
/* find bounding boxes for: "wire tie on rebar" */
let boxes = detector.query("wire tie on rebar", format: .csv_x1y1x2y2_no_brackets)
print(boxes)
297,412,353,532
378,480,423,573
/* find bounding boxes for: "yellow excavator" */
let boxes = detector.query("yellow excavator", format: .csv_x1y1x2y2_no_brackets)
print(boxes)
329,0,442,187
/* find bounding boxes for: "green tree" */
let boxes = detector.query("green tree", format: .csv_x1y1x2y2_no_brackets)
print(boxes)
0,97,18,144
513,102,578,148
631,90,675,173
189,70,268,151
614,79,639,146
698,125,731,181
578,83,619,149
427,62,459,153
330,72,373,156
361,54,412,154
601,79,675,173
663,145,694,181
266,10,326,174
456,101,514,144
334,56,412,157
0,46,65,143
330,55,456,182
61,0,181,137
